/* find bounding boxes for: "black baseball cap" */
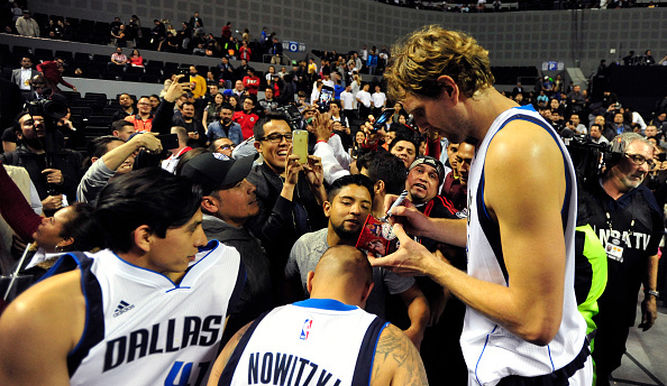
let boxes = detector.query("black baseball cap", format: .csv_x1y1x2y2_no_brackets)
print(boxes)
181,153,256,194
409,156,445,184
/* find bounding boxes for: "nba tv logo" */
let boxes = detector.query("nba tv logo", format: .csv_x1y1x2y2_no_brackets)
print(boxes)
300,319,312,340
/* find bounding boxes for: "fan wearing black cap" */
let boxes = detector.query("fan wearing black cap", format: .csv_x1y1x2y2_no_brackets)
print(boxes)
404,155,469,385
181,152,273,340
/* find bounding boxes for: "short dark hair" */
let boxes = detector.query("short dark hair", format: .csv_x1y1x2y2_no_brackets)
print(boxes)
356,150,407,195
182,101,195,108
254,112,289,139
327,174,375,203
60,203,103,252
89,135,123,159
111,119,134,134
388,134,419,153
95,168,203,253
220,103,234,112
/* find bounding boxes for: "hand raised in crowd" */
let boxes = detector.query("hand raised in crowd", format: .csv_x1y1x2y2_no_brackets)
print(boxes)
163,75,191,103
311,111,333,143
42,194,64,211
41,168,64,185
303,155,324,189
129,132,163,153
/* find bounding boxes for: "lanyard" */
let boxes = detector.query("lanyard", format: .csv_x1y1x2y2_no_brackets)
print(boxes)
605,211,635,238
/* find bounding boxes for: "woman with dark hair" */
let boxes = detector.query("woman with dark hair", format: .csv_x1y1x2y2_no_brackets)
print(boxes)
0,162,102,282
128,49,144,68
228,94,240,111
203,93,224,127
350,129,366,159
13,203,101,278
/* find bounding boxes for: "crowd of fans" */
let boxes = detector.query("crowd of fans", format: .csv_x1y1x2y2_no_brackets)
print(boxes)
2,3,390,81
376,0,664,12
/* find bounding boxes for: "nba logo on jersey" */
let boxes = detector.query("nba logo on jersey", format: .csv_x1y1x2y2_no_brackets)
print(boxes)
300,319,313,340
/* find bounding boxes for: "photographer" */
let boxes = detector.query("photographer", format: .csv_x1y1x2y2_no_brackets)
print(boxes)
1,106,83,216
578,132,662,386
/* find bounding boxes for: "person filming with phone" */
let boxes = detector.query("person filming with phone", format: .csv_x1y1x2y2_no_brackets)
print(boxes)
246,113,327,289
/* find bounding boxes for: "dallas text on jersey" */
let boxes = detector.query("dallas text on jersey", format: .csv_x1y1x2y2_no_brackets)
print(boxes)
103,315,223,371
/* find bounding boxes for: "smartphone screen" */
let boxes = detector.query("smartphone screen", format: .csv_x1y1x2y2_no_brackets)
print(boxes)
156,134,179,149
292,129,308,164
373,108,395,131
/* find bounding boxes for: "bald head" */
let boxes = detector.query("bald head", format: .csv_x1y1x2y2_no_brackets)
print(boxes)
307,246,374,308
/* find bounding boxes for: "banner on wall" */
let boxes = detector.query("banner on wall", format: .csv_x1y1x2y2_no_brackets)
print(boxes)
282,41,307,53
542,61,565,71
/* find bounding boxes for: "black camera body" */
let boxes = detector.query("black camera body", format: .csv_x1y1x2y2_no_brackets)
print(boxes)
563,134,622,184
25,98,68,126
276,105,306,131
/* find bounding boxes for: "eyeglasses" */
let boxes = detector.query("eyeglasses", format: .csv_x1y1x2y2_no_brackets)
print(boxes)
260,133,293,143
625,153,656,169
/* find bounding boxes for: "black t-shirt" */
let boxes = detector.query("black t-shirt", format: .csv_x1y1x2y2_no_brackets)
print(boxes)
579,181,663,326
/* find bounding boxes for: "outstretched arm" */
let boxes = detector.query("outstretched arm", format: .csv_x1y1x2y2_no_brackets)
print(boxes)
373,122,569,345
398,284,430,349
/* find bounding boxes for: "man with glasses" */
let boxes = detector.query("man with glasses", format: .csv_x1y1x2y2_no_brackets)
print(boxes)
578,132,662,386
247,113,327,289
210,137,235,158
124,96,153,132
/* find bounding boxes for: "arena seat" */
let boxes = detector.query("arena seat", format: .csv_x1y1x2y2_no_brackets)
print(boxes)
34,48,53,63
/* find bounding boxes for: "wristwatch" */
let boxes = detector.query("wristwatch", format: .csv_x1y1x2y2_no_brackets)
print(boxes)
645,290,660,298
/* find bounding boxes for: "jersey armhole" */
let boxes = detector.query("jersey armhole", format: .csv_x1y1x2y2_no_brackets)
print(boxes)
352,318,389,386
48,253,105,377
218,311,270,385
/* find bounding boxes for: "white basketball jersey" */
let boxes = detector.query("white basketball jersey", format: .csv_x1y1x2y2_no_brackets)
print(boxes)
462,105,587,385
60,241,244,386
220,298,388,386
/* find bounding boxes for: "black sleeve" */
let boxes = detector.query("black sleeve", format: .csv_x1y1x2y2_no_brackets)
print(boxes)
152,100,175,135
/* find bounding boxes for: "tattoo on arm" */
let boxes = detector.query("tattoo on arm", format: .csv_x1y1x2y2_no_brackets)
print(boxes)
373,324,428,385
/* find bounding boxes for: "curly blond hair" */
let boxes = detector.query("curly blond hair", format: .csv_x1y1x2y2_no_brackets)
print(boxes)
385,25,495,101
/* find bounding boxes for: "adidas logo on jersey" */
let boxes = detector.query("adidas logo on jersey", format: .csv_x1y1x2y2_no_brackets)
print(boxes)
113,300,135,317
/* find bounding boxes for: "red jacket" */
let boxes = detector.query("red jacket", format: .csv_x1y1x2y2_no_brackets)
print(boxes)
232,111,259,139
36,61,75,89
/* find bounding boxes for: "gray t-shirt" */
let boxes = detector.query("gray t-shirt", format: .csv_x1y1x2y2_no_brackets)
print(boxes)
285,228,415,318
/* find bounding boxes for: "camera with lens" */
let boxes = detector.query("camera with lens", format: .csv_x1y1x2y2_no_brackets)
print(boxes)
24,98,68,129
563,133,623,184
276,105,306,131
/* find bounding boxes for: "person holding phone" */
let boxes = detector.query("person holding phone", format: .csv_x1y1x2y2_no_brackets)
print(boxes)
246,113,327,287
